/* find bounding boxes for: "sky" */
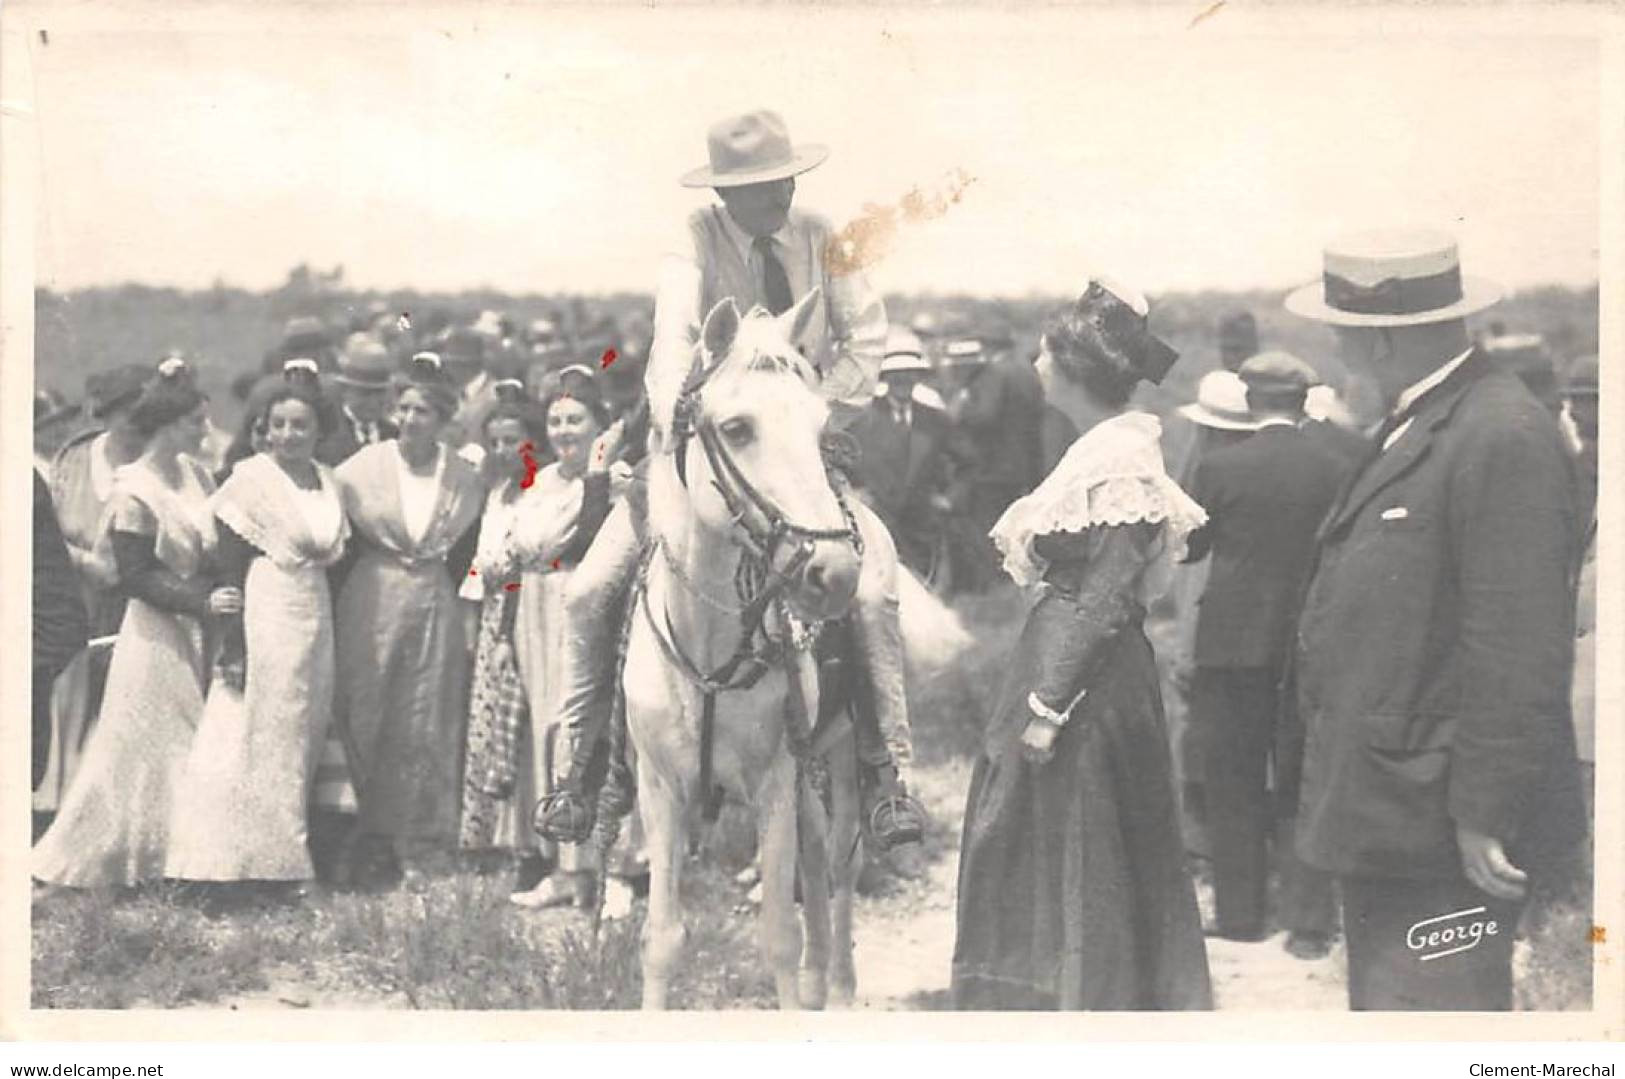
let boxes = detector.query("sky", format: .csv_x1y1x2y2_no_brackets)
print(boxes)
8,3,1607,297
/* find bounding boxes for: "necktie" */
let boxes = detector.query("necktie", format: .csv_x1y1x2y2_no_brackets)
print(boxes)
754,236,794,316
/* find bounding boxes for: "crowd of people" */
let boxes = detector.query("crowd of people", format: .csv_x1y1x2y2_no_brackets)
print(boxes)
29,107,1600,1013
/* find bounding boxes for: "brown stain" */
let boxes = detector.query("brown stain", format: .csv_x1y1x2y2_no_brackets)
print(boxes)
1590,925,1607,944
1188,0,1225,29
824,169,976,277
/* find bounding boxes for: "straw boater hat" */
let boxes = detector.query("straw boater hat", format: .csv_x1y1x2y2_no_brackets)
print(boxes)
1284,228,1502,327
680,110,828,189
880,328,931,376
1179,370,1259,432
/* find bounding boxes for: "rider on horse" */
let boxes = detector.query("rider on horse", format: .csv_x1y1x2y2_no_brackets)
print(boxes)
535,108,928,852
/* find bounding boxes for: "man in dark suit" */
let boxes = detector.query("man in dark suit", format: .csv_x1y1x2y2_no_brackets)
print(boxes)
1186,352,1348,944
1286,230,1584,1010
33,470,88,795
944,324,1045,591
853,329,956,578
318,333,399,465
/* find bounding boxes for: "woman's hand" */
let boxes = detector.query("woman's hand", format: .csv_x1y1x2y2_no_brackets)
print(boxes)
1019,716,1062,765
208,586,244,616
607,460,634,501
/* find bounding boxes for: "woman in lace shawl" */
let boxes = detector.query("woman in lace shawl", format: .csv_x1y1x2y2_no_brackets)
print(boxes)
33,362,241,890
333,354,484,886
951,282,1214,1010
166,370,349,888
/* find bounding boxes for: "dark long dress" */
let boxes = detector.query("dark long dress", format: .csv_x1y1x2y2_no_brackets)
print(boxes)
952,523,1213,1010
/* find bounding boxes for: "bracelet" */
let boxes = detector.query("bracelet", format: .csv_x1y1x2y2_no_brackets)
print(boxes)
1027,691,1073,729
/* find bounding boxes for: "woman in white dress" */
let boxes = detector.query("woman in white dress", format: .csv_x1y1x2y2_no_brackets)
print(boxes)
165,369,350,891
33,360,241,890
505,379,626,909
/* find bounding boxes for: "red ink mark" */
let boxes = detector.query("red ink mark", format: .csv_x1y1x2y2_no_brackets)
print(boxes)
467,568,478,577
503,581,521,593
550,558,561,571
600,348,618,370
518,439,540,490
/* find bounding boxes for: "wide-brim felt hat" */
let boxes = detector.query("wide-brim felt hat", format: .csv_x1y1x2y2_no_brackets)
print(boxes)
334,333,395,388
1285,228,1502,327
1178,370,1259,432
680,110,828,189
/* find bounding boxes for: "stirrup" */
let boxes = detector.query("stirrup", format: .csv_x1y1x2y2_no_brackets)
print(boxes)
534,788,595,845
864,791,926,852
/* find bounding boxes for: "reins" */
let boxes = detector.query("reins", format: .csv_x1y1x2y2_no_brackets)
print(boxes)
644,339,860,819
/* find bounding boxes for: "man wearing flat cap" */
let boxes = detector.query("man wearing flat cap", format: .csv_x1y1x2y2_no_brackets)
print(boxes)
1184,351,1347,953
1286,229,1585,1010
537,108,927,854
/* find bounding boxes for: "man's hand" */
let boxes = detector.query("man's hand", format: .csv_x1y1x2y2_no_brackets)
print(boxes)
1019,717,1061,765
589,419,626,474
1458,825,1528,901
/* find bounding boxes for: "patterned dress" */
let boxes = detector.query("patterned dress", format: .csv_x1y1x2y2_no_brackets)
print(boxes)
32,457,217,888
951,411,1214,1010
165,454,350,881
459,465,612,865
333,442,482,849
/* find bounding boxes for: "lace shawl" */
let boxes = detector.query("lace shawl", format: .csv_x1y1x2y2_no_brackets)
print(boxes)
212,453,349,570
990,411,1206,598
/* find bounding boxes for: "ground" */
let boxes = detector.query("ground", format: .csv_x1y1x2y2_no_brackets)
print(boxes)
28,585,1589,1012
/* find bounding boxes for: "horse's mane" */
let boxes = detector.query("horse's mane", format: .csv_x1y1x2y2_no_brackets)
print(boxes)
713,308,818,385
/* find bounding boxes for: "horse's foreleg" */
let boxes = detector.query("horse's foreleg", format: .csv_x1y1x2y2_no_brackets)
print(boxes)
638,763,687,1010
756,752,803,1009
827,730,861,1008
796,774,832,1011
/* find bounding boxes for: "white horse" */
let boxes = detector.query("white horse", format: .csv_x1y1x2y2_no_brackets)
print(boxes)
624,293,873,1009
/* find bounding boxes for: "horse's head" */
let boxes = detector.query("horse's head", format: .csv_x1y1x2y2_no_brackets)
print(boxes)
669,292,862,621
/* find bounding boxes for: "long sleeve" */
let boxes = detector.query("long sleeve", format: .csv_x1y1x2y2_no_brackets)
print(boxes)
111,528,211,618
1445,410,1579,842
446,514,482,584
32,472,88,680
212,520,259,670
647,251,706,448
556,471,612,566
1025,522,1156,713
1182,458,1216,563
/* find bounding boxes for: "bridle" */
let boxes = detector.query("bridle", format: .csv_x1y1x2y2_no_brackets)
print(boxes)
668,342,863,578
643,335,864,819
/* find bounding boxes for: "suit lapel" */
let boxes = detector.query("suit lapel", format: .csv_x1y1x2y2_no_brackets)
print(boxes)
1318,351,1487,541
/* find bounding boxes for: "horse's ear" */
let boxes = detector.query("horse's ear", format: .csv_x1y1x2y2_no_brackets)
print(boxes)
779,287,821,346
701,298,741,367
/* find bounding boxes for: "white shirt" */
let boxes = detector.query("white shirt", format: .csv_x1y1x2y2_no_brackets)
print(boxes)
395,443,445,545
648,204,887,431
1382,347,1474,451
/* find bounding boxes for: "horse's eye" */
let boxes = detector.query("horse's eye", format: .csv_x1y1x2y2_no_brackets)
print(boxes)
719,418,754,447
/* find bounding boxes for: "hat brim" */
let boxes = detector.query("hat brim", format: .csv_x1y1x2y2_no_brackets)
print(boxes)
1177,402,1259,432
1283,275,1503,328
680,144,829,189
880,357,932,375
333,373,392,389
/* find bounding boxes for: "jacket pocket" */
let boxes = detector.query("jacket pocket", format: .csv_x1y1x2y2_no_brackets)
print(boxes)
1343,711,1458,872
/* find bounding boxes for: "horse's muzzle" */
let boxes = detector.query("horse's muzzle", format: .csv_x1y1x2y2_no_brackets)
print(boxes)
791,542,861,621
